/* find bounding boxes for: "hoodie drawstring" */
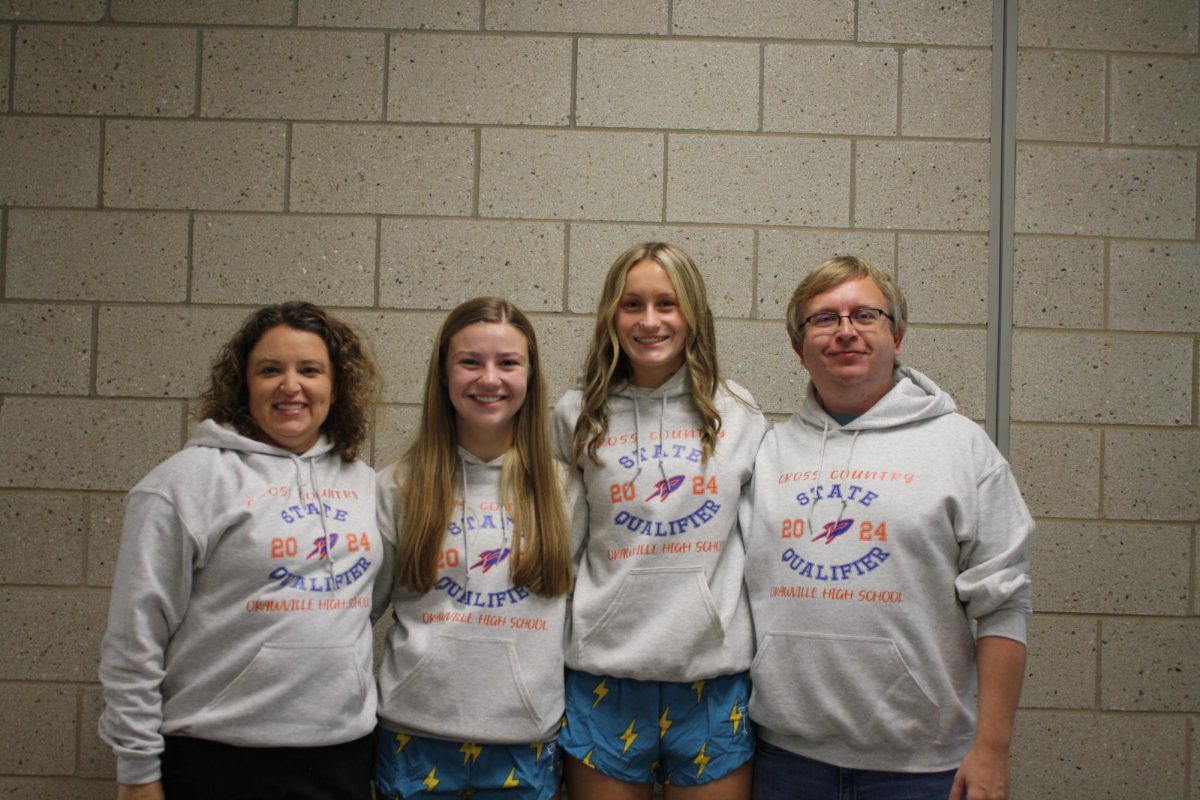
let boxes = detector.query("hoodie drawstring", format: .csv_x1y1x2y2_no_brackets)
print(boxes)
806,418,860,540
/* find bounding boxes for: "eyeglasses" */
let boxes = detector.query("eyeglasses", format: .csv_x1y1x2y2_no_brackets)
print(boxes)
799,307,894,330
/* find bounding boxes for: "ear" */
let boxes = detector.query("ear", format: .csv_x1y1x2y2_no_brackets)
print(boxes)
792,341,806,365
893,327,905,356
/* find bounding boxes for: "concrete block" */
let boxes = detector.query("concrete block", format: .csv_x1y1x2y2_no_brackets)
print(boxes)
485,0,664,34
291,124,473,215
756,230,894,320
855,141,990,231
373,404,421,470
1012,711,1185,798
0,495,85,585
1110,242,1199,333
1101,620,1200,711
1008,424,1100,518
112,0,293,24
672,0,852,39
1194,720,1200,800
0,778,112,799
6,210,188,302
531,312,605,405
202,30,383,121
480,129,661,221
298,0,479,29
0,116,98,207
1015,50,1105,142
0,0,103,21
0,587,109,680
1018,0,1199,53
1012,235,1104,329
379,218,564,311
716,319,809,416
342,311,442,404
764,44,897,136
0,398,182,491
96,305,247,398
77,686,114,779
0,304,92,395
1022,614,1096,709
668,134,850,226
1016,145,1195,239
86,494,124,587
390,34,570,125
897,233,988,324
567,224,754,318
104,120,286,212
579,38,758,131
0,684,76,774
1103,429,1199,522
1012,331,1192,425
1032,521,1191,615
192,213,376,306
858,0,991,46
901,48,990,139
1110,57,1200,146
13,25,194,116
896,327,986,420
0,25,9,112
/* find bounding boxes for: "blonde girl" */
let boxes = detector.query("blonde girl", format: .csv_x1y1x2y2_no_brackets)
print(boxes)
553,243,767,800
374,297,573,799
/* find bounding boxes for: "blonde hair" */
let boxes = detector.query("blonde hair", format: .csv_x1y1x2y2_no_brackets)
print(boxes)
395,297,572,597
570,242,726,466
785,255,908,348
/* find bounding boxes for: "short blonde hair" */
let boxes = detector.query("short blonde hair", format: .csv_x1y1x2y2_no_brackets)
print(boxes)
785,255,908,348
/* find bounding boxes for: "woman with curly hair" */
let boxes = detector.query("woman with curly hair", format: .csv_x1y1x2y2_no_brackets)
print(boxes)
554,243,768,800
99,301,382,800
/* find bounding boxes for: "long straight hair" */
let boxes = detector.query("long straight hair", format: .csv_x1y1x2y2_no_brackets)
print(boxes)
570,242,727,467
395,297,572,597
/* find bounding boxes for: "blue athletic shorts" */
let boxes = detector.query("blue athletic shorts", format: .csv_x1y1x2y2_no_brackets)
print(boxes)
560,668,754,786
374,727,561,799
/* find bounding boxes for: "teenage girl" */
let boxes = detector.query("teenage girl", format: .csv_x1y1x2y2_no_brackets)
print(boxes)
553,242,768,799
373,297,574,800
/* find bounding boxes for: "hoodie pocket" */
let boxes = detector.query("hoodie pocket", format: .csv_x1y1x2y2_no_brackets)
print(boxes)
197,642,366,738
386,635,543,735
750,632,942,748
578,566,724,674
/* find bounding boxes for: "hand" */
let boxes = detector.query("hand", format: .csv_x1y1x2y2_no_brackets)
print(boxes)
117,780,164,800
949,743,1009,800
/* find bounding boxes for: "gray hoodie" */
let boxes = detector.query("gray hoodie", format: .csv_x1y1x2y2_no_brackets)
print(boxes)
374,450,569,744
99,420,381,785
553,367,768,681
744,367,1033,773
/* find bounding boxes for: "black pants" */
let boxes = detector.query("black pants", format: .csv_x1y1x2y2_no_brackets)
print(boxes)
161,733,374,800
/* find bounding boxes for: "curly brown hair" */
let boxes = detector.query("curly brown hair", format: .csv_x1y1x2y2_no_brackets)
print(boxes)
198,302,379,461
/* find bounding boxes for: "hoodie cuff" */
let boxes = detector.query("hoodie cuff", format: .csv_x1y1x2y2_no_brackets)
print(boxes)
976,607,1029,644
117,753,162,786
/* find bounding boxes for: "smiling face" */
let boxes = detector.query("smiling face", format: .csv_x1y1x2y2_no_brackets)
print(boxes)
446,321,530,461
796,276,904,415
614,259,690,388
247,324,333,453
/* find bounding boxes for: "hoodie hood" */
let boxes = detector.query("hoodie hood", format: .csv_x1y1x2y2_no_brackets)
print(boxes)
797,365,956,432
187,418,337,459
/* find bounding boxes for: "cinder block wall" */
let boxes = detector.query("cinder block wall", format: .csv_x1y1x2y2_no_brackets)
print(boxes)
0,1,1194,797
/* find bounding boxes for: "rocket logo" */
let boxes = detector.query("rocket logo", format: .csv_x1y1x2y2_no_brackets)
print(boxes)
306,533,339,559
470,547,511,573
646,474,685,502
812,518,853,545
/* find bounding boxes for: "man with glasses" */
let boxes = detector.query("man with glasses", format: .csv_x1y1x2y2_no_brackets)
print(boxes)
743,256,1032,800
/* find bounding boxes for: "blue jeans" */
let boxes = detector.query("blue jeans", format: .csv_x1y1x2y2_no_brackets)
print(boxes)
753,740,957,800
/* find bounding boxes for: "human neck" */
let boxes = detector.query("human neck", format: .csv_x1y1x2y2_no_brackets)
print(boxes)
456,426,512,463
